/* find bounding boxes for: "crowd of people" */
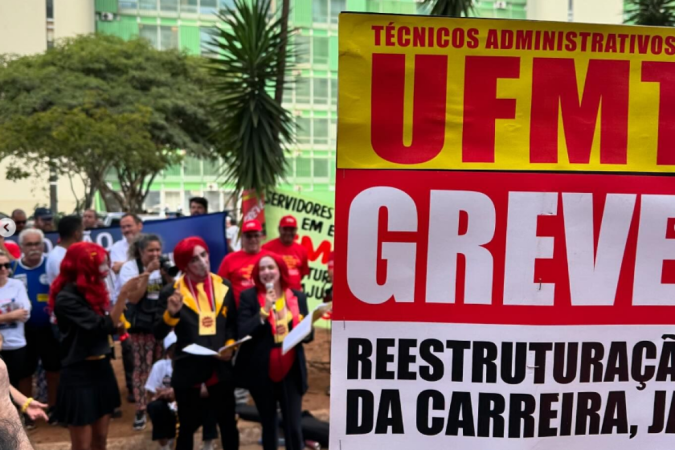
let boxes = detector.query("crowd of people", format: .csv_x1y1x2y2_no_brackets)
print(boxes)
0,196,332,450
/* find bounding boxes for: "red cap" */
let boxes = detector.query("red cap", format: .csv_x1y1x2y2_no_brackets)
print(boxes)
4,241,20,259
242,219,262,233
279,215,297,228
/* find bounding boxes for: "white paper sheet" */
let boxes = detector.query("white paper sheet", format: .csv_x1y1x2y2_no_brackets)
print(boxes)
182,335,253,357
282,302,332,354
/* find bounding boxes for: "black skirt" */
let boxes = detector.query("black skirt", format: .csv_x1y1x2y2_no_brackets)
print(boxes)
56,358,121,426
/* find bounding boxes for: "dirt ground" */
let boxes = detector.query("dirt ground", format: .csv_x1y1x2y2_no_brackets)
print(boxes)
29,328,333,448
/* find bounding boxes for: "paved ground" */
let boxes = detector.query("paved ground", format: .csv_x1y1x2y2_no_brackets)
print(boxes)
29,328,332,450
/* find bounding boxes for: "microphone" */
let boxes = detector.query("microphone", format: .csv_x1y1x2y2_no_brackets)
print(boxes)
265,282,274,292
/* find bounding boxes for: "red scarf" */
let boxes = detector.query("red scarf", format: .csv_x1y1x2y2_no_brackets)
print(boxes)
258,288,301,382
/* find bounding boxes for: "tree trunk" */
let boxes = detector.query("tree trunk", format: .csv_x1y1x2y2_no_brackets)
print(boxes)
274,0,290,107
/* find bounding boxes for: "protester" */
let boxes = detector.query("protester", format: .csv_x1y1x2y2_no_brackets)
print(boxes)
82,209,99,231
46,215,84,285
189,197,208,216
13,229,60,425
11,209,27,234
237,253,312,450
110,213,144,275
145,331,177,450
33,208,54,233
217,219,270,305
118,234,167,431
155,237,239,450
50,242,140,450
0,251,31,390
226,216,241,253
109,213,144,402
262,216,310,291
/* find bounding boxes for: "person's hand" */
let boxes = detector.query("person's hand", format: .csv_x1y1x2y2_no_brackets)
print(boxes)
7,309,29,323
164,388,175,402
167,292,183,315
120,274,148,299
264,290,276,314
146,258,161,274
112,261,124,274
0,333,5,351
216,347,234,362
276,323,288,335
199,384,209,399
25,400,48,421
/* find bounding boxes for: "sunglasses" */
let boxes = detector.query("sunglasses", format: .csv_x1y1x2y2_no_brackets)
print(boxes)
0,263,11,270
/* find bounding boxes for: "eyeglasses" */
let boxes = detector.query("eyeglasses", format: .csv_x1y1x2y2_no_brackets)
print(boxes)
0,263,11,270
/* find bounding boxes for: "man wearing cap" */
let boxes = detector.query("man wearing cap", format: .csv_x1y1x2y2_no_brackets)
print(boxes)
217,219,271,305
33,208,54,233
262,215,310,291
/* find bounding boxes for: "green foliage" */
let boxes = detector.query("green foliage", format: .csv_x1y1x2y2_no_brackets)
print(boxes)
207,0,294,199
0,34,214,212
421,0,474,17
625,0,675,25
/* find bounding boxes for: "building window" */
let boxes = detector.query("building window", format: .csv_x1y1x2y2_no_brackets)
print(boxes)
165,191,182,210
313,118,329,145
296,117,311,145
219,0,236,10
160,26,179,49
313,36,329,65
120,0,139,9
295,155,312,177
139,24,160,48
46,0,54,19
184,157,202,176
201,0,218,14
295,35,310,65
313,158,329,178
160,0,178,11
330,0,346,23
330,118,337,146
330,78,337,105
204,191,222,211
200,27,217,55
180,0,198,13
296,77,311,104
313,78,328,105
143,191,162,213
313,0,329,23
140,0,158,10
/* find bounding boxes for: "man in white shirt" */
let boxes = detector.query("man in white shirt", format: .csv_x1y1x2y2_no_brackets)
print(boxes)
110,213,144,276
225,216,240,252
45,216,83,285
108,213,143,404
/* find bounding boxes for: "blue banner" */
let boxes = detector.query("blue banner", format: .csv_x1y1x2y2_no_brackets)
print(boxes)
11,213,228,272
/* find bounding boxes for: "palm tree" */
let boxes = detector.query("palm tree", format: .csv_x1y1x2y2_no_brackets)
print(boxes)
207,0,294,200
422,0,474,17
625,0,675,26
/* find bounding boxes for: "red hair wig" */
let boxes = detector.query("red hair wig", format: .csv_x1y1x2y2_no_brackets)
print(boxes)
252,252,292,293
173,237,209,271
48,242,110,316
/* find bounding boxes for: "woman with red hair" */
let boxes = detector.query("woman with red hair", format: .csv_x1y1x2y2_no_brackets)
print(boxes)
50,242,142,450
155,237,239,450
236,253,312,450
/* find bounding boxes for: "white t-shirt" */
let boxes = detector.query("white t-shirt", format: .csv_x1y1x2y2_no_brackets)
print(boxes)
116,259,162,303
145,359,173,393
0,279,32,350
45,246,67,285
110,239,130,264
226,225,241,252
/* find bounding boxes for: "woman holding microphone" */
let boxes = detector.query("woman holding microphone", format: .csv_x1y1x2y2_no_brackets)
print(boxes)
155,237,239,450
237,253,312,450
49,242,143,450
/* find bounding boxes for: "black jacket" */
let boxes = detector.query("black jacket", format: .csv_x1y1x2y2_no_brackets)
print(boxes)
54,283,116,367
236,287,312,394
154,276,237,389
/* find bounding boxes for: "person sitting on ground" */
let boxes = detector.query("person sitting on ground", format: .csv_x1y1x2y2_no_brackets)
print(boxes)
146,332,178,450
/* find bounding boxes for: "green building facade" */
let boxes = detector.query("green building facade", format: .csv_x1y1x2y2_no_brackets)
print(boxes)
94,0,526,211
